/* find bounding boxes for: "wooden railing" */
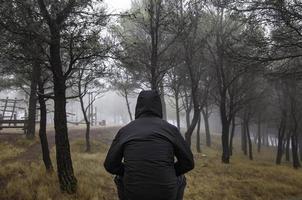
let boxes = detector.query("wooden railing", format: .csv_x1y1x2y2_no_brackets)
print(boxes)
0,120,28,134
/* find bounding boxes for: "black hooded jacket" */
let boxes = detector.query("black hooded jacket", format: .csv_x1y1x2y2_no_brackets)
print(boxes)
104,90,194,200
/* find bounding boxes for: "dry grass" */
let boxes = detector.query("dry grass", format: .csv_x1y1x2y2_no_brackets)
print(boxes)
0,133,302,200
0,142,25,161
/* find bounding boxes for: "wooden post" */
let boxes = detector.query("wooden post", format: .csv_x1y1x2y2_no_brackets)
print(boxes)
0,114,3,131
2,97,8,118
9,98,17,126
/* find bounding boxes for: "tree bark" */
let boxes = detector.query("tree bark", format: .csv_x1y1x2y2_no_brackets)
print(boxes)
37,0,77,193
276,116,286,165
38,79,53,171
185,104,199,147
291,133,301,169
220,96,230,163
257,118,261,153
183,90,192,130
298,134,302,161
185,109,191,130
175,92,180,130
79,94,91,152
124,91,133,121
196,112,201,153
201,107,211,147
241,121,247,155
26,61,39,139
229,116,235,156
51,25,77,193
160,83,167,120
246,121,253,160
285,133,290,162
184,80,200,147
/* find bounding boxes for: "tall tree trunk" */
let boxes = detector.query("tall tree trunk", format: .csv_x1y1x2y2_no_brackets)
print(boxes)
276,117,286,165
219,92,230,164
291,133,301,169
53,77,77,193
37,0,77,193
285,133,290,162
38,80,53,171
85,122,91,152
185,104,199,147
160,83,167,120
26,61,39,139
124,91,133,121
221,118,230,163
175,92,180,130
229,116,235,156
79,89,91,152
241,121,247,155
149,0,159,92
201,107,211,147
185,109,191,130
246,121,253,160
220,96,230,163
83,104,90,152
257,118,261,153
298,134,302,161
184,76,200,147
196,112,201,153
51,26,77,193
183,90,192,130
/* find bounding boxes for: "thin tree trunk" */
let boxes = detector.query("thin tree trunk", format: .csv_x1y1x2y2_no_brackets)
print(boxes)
298,134,302,161
201,108,211,147
246,121,253,160
184,81,200,147
221,119,230,163
276,117,286,165
242,121,247,155
257,118,261,153
220,96,230,163
85,122,91,152
285,133,290,162
175,93,180,130
196,112,201,153
160,83,167,120
292,133,301,169
184,91,192,130
185,109,191,130
38,80,53,171
79,91,91,152
185,104,199,147
229,116,235,156
124,91,133,121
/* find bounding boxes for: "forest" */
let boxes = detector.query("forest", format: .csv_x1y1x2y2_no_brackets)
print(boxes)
0,0,302,200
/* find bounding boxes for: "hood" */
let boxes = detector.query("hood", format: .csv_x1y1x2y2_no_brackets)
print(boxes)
135,90,163,119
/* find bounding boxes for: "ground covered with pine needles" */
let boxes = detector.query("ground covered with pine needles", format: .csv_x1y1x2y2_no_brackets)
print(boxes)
0,127,302,200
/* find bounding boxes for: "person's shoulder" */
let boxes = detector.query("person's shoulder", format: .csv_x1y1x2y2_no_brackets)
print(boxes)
118,120,137,133
158,119,179,132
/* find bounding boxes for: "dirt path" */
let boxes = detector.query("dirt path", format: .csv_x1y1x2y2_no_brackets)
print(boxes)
0,126,120,164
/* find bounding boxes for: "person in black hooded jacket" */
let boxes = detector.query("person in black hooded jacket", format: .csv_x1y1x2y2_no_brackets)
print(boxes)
104,90,194,200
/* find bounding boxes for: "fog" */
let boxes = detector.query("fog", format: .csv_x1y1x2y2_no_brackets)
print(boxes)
0,89,221,133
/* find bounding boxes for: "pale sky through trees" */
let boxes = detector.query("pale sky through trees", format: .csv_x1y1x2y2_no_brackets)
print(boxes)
104,0,132,12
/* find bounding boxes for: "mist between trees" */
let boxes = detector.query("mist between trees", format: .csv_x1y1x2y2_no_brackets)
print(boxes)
0,0,302,194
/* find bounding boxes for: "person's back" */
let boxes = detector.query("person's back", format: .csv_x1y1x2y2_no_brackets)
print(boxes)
104,90,194,200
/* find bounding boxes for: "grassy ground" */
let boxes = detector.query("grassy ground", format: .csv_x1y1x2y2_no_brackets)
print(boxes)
0,128,302,200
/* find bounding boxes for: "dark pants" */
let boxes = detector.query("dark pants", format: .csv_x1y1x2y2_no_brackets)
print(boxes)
114,175,187,200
